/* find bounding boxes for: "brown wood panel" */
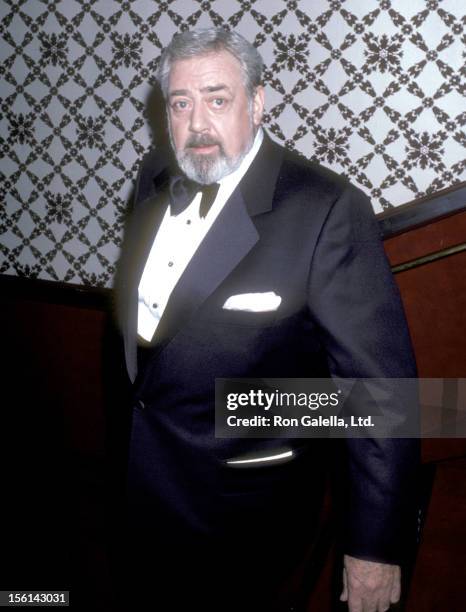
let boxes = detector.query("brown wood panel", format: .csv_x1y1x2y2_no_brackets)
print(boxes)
385,209,466,267
405,458,466,612
385,212,466,464
393,250,466,378
3,295,108,458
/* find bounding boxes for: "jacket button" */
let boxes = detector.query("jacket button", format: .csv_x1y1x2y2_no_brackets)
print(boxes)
136,399,145,410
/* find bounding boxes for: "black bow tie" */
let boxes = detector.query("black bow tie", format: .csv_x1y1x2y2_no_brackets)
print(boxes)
169,175,220,218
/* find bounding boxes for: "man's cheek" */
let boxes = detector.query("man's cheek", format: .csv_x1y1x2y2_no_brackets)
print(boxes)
174,134,187,152
169,119,185,142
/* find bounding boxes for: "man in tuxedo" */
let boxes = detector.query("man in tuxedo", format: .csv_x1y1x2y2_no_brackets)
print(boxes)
115,27,419,612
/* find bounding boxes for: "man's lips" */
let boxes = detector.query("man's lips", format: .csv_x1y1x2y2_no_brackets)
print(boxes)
188,144,219,154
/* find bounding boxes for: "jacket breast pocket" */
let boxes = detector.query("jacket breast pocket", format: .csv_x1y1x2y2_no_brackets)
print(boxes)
208,307,279,328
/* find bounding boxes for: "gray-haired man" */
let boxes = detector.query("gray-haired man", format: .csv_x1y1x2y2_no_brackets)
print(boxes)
115,27,419,612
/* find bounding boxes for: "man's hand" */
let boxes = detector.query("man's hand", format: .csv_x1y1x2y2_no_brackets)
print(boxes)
340,554,401,612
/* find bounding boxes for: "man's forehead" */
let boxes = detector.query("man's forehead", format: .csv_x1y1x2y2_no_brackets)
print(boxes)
168,50,244,91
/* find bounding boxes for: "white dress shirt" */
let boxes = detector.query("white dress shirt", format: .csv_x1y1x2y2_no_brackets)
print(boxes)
137,128,264,342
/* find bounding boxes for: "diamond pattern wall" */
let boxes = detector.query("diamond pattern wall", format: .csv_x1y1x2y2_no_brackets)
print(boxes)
1,0,465,287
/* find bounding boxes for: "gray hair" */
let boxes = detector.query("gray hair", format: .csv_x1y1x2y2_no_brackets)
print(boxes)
157,27,263,99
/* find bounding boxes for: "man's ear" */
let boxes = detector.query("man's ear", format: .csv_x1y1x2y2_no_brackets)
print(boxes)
252,85,265,127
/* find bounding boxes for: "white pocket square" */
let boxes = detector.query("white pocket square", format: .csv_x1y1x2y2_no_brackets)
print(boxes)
222,291,282,312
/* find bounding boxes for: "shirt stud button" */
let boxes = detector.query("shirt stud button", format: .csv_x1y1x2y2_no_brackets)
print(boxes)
168,261,173,267
152,302,158,309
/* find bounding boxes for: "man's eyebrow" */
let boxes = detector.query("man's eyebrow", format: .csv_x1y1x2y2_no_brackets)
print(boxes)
169,89,189,98
200,84,231,94
169,84,232,98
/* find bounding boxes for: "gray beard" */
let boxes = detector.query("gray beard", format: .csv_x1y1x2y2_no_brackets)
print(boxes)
169,124,256,185
176,147,242,184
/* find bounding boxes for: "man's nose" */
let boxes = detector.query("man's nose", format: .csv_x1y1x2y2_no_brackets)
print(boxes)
189,102,209,133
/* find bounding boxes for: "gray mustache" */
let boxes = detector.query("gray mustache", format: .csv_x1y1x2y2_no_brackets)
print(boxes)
186,135,220,148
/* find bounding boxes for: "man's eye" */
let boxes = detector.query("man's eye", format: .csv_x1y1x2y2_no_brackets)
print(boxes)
211,98,225,108
173,100,189,111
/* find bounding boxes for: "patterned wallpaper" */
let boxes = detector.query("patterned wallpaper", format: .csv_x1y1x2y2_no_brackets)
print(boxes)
1,0,465,287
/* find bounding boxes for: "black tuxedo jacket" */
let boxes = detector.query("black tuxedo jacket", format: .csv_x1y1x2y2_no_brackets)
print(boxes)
115,133,419,565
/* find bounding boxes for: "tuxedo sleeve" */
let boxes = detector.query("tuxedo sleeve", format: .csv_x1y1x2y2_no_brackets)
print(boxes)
307,184,420,564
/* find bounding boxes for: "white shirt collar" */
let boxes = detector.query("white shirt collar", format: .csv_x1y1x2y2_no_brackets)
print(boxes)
217,127,264,191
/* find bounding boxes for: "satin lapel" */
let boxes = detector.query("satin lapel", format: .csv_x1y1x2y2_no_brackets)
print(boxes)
149,188,259,351
240,133,283,217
